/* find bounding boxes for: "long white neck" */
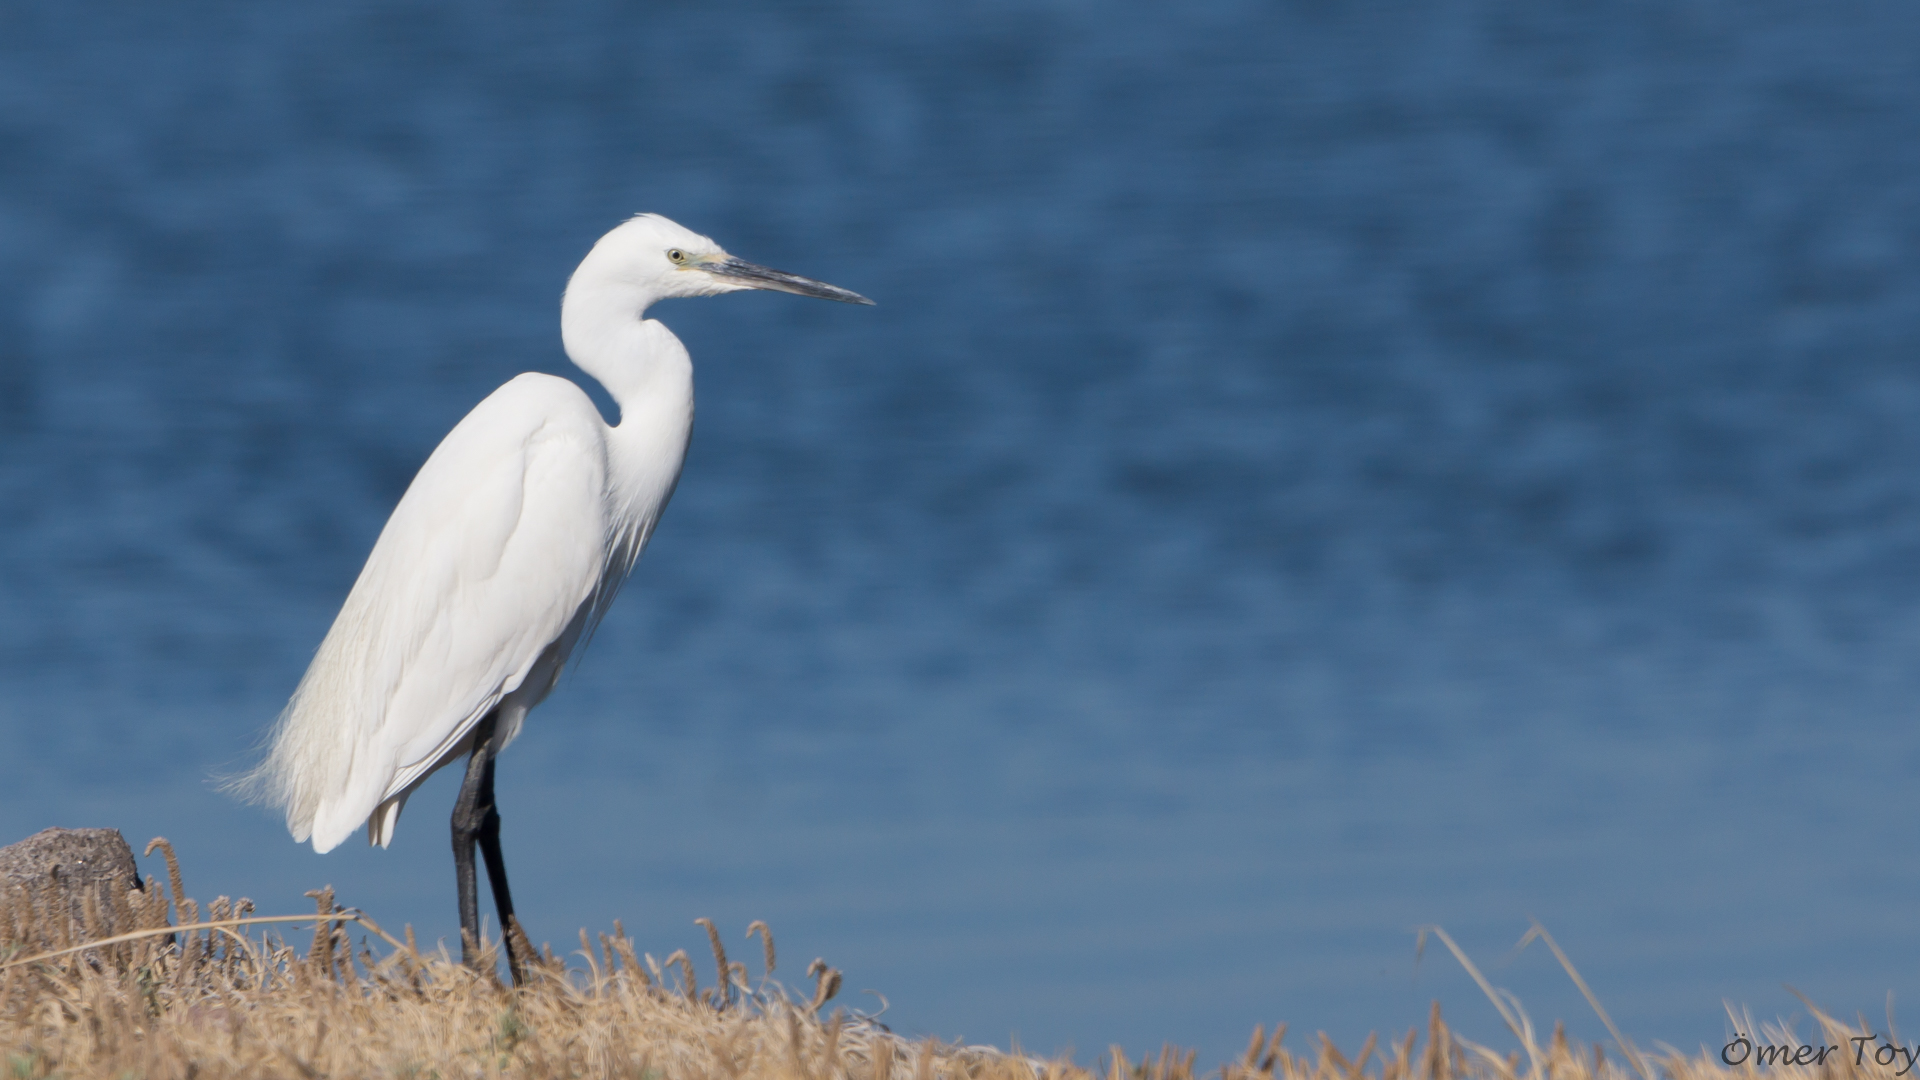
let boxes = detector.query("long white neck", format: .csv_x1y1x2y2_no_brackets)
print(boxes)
559,283,695,529
561,284,683,406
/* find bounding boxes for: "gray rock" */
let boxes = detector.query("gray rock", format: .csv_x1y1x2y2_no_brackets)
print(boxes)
0,827,147,945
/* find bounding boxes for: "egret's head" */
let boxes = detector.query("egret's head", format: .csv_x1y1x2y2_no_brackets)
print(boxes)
573,213,873,307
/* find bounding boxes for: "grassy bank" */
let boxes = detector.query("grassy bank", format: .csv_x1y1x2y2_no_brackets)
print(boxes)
0,841,1875,1080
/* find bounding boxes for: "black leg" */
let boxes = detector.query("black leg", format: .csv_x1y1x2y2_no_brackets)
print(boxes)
451,711,522,982
475,749,524,983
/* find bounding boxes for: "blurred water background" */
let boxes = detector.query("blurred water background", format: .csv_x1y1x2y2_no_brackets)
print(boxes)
4,0,1920,1063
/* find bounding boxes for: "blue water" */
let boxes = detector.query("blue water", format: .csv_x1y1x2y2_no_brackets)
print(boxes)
5,0,1920,1064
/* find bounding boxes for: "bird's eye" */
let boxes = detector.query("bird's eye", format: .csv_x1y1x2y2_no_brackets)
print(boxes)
667,248,688,265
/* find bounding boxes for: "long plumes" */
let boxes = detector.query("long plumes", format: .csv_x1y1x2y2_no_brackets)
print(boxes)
573,480,672,665
222,532,464,848
220,588,387,844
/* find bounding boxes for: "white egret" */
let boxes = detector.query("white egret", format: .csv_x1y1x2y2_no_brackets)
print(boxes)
235,214,872,978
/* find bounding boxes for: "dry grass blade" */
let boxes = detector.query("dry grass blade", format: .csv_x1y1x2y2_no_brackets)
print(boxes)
748,919,776,976
143,837,186,927
612,923,650,988
1323,1033,1366,1080
304,886,336,981
1264,1024,1287,1074
697,916,732,1008
917,1038,939,1080
809,957,843,1011
1513,921,1652,1080
0,911,403,971
1427,1002,1454,1080
505,913,535,985
1242,1024,1267,1075
0,842,1878,1080
1415,926,1528,1050
825,1009,846,1077
665,947,698,1002
579,927,602,984
1354,1032,1380,1079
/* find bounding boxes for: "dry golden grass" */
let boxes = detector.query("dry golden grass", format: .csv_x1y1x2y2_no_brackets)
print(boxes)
0,839,1888,1080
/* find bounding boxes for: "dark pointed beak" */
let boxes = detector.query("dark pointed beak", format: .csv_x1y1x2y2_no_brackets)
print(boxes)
705,256,875,305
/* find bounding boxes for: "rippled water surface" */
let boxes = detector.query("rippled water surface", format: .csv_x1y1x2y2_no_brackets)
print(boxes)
4,1,1920,1062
